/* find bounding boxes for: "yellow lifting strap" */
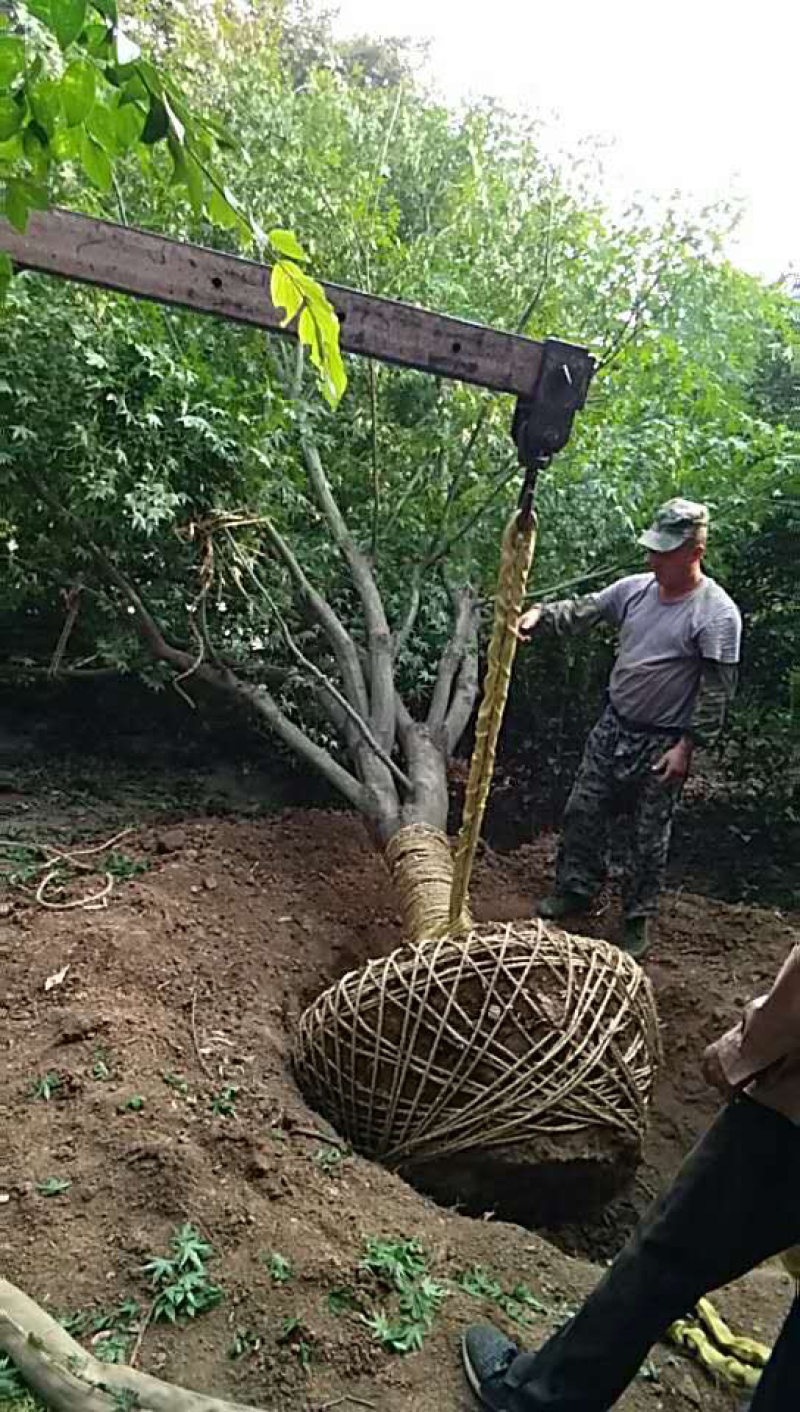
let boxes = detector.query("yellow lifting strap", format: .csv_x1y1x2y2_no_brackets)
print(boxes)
448,507,537,932
667,1247,799,1393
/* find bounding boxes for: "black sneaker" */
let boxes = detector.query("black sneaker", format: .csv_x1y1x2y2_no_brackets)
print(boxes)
461,1325,523,1411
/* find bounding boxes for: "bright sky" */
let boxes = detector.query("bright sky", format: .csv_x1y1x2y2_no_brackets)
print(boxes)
332,0,797,282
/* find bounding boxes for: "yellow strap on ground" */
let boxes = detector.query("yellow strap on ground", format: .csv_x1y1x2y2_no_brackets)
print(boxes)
448,509,536,932
667,1295,772,1392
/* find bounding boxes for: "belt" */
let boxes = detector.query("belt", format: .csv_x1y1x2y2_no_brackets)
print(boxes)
607,701,682,738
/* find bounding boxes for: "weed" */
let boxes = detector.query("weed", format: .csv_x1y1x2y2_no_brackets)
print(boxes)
91,1052,113,1082
277,1318,314,1371
93,1332,132,1365
210,1085,239,1118
105,853,149,882
0,1352,25,1399
36,1177,71,1198
264,1252,293,1285
361,1237,427,1286
162,1073,189,1097
455,1265,548,1328
117,1096,145,1113
28,1072,62,1102
327,1286,360,1317
141,1223,223,1323
360,1236,447,1355
314,1144,349,1172
228,1328,261,1360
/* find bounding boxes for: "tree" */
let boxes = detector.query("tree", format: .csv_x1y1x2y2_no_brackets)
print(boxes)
3,0,799,918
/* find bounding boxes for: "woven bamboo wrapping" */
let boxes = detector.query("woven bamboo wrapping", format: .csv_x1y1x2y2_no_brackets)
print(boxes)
293,919,661,1166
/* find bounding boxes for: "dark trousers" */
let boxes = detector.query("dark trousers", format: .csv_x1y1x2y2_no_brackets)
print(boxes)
555,706,681,919
504,1098,800,1411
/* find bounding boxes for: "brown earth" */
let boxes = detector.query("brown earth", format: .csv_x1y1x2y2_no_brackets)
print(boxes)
1,802,798,1412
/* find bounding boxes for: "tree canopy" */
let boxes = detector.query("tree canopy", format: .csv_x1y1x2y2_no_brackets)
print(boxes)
2,0,798,834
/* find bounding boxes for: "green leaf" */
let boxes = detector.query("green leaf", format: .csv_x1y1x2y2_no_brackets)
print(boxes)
24,1,53,24
208,184,239,230
113,100,143,150
86,101,117,153
0,250,11,306
0,95,23,142
2,179,29,233
80,131,111,191
51,124,83,159
62,58,96,126
141,94,168,145
30,79,62,136
23,125,49,178
184,152,205,216
83,22,113,58
0,35,25,90
270,261,304,328
268,228,308,262
51,0,88,51
93,0,118,22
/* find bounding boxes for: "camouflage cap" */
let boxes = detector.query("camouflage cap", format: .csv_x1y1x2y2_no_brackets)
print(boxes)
638,497,710,553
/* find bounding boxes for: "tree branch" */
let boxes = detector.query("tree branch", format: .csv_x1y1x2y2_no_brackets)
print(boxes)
225,533,411,793
427,582,476,735
392,565,422,660
302,438,396,751
27,480,367,812
254,511,371,721
443,605,480,755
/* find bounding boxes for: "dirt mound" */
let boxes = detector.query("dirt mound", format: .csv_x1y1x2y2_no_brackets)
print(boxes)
2,807,796,1412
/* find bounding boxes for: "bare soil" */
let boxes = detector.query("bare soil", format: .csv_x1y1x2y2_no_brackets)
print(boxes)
1,787,798,1412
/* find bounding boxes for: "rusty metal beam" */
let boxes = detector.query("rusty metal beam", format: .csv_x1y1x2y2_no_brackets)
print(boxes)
0,207,549,396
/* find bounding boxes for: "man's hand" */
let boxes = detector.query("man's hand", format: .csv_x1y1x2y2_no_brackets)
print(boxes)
702,1042,738,1098
517,605,543,641
651,739,692,787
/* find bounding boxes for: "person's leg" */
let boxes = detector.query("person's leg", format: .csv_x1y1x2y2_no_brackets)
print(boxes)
623,764,681,921
748,1293,800,1412
551,710,617,905
463,1099,800,1412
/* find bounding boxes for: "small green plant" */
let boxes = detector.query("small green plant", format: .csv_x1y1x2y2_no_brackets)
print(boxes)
327,1286,360,1316
141,1224,223,1323
360,1236,447,1354
314,1144,349,1171
91,1052,113,1082
163,1073,190,1097
264,1252,293,1285
210,1085,239,1117
93,1331,132,1365
108,1390,140,1412
277,1317,314,1371
117,1096,145,1113
37,1177,72,1197
29,1072,62,1102
455,1265,547,1327
228,1328,261,1360
0,1351,25,1399
105,852,150,882
361,1237,428,1285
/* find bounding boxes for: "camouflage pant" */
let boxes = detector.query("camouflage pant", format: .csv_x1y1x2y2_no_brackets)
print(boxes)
555,704,683,919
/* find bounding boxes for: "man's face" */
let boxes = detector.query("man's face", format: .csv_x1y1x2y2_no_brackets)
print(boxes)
647,536,703,587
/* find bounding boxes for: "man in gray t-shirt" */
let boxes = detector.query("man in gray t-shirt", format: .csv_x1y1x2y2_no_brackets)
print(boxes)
519,497,742,958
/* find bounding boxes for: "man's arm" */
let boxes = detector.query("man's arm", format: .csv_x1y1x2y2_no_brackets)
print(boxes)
519,580,627,641
705,944,800,1091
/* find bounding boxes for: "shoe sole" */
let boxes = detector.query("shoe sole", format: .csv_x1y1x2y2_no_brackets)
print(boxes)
461,1334,489,1407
